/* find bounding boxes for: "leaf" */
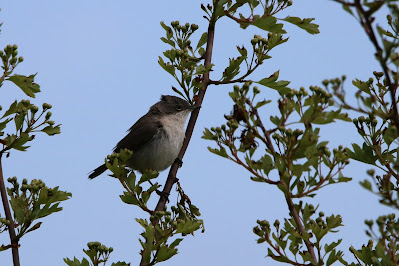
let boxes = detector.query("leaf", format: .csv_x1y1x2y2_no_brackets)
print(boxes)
222,55,246,81
346,143,377,165
202,128,215,140
160,37,175,47
283,17,320,34
8,74,41,98
158,56,175,76
0,118,12,131
156,245,178,262
325,239,342,253
111,262,130,266
2,100,18,118
196,32,208,50
250,176,266,182
207,147,229,158
14,113,24,131
383,125,398,145
252,16,286,33
63,257,90,266
257,71,291,93
25,222,42,234
42,125,61,135
10,132,31,151
160,21,173,39
169,238,183,249
176,219,202,234
120,192,139,205
260,154,274,175
139,170,158,184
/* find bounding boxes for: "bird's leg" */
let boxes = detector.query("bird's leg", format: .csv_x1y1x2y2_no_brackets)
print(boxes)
149,180,170,203
174,157,183,168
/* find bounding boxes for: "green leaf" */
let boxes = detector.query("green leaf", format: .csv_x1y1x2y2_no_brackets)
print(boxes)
160,21,173,39
196,32,208,50
25,222,42,234
207,147,229,158
139,170,158,184
250,176,266,182
14,113,24,131
33,202,63,219
169,238,183,249
252,16,286,33
42,125,61,135
111,262,130,266
156,245,178,262
8,74,41,98
202,128,215,140
176,219,202,234
383,125,398,145
325,239,342,253
0,118,12,131
360,179,372,191
283,16,320,34
2,100,18,118
222,55,246,81
9,132,31,151
160,37,175,47
120,192,139,205
63,257,90,266
347,143,377,165
257,71,291,93
158,56,175,76
260,154,274,175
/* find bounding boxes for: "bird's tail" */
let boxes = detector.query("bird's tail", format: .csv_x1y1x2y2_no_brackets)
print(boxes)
88,164,108,179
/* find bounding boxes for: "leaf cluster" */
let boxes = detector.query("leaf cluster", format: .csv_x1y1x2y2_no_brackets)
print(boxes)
254,203,345,265
103,149,204,265
64,241,129,266
0,99,61,155
0,177,71,251
159,21,206,102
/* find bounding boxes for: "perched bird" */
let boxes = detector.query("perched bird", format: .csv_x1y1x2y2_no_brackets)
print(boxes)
89,95,198,179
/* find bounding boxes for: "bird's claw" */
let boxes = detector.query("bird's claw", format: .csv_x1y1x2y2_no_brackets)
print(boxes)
175,157,183,168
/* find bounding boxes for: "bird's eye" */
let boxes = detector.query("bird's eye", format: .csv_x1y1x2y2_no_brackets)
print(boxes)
176,105,182,111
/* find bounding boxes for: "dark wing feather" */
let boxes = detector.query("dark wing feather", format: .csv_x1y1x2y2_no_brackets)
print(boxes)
113,113,161,153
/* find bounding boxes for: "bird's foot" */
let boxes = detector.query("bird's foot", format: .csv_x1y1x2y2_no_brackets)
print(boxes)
175,157,183,168
156,190,170,203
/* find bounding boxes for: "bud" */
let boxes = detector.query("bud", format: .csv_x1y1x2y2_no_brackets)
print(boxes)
191,24,199,31
42,103,52,109
45,111,52,120
30,105,39,113
18,56,24,63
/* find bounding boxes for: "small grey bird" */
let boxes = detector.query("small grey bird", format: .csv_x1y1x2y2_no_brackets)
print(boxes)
89,95,198,179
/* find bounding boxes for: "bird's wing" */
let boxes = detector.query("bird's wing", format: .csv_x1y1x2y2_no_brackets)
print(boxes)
113,114,162,153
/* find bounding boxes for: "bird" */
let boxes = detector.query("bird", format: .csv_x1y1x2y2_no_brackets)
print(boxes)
89,95,198,179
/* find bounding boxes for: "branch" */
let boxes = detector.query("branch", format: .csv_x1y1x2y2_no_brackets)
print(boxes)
0,158,20,266
285,194,317,263
154,7,217,212
353,0,399,131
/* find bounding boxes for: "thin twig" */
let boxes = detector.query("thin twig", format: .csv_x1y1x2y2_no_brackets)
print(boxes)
0,158,20,266
285,194,317,263
353,0,399,130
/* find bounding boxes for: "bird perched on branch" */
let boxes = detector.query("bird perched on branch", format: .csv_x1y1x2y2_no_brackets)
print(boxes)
89,95,199,179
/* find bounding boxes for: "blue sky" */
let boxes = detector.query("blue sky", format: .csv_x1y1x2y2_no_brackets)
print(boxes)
0,1,392,265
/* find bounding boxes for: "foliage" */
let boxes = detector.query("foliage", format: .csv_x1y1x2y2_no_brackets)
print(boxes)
64,242,130,266
101,149,204,265
0,10,69,266
0,177,71,251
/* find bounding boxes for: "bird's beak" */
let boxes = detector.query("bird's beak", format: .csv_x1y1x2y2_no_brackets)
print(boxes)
189,105,201,111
